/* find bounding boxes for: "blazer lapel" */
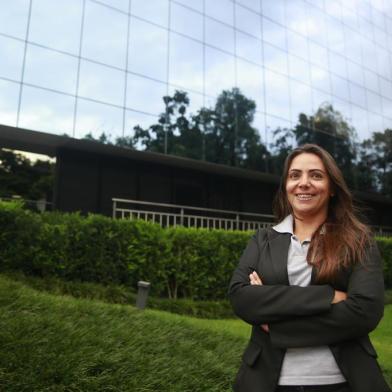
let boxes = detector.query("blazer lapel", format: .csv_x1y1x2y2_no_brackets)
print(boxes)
267,230,291,285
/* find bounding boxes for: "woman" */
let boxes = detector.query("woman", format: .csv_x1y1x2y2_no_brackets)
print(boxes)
228,144,391,392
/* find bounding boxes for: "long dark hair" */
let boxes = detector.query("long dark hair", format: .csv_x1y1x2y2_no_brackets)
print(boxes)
273,144,371,283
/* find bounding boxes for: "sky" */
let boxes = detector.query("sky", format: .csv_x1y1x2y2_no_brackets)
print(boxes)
0,0,392,146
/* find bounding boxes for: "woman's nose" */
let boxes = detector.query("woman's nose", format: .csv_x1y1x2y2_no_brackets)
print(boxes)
298,175,310,187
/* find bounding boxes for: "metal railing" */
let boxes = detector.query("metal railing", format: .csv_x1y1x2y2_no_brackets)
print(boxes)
112,198,275,231
112,198,392,235
372,225,392,237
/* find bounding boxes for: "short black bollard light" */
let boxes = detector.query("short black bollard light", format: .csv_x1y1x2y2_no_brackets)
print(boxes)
136,281,151,310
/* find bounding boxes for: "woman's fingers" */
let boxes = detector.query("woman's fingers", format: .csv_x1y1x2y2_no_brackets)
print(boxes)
249,271,263,285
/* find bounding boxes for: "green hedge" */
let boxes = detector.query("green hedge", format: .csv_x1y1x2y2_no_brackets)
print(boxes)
1,201,391,300
0,201,248,300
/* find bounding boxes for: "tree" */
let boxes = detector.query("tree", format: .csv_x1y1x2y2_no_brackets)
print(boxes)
360,129,392,197
0,149,54,201
130,88,269,171
292,103,358,187
131,91,194,155
191,88,269,170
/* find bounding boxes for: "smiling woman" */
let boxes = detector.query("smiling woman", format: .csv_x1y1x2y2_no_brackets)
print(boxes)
228,144,391,392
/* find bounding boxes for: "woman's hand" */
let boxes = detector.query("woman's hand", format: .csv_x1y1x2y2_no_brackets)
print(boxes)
249,271,263,286
332,290,347,304
249,271,270,333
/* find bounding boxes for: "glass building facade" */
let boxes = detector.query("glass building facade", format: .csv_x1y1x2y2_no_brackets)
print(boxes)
0,0,391,145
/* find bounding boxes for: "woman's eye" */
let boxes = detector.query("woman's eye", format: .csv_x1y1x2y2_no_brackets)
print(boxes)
311,172,323,179
289,173,300,179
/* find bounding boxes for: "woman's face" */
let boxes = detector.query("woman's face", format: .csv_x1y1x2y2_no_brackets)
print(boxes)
285,152,332,220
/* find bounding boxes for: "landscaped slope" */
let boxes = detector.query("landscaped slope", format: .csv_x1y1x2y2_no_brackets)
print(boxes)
0,275,390,391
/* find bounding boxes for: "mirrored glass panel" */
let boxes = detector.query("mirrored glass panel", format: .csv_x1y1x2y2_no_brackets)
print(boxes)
308,41,328,69
346,59,364,86
265,115,291,139
173,0,203,13
329,52,347,79
343,30,362,65
169,33,203,93
362,39,377,74
0,79,19,127
286,30,307,60
24,45,78,94
349,82,366,109
0,0,30,39
380,77,392,101
381,96,392,118
0,36,24,81
124,110,159,139
205,0,234,26
82,1,128,68
253,112,266,144
286,1,307,36
236,30,262,65
306,5,327,46
127,74,166,116
350,105,369,139
171,2,203,41
205,18,234,54
128,18,167,81
325,0,342,21
376,46,390,78
264,69,290,121
131,0,169,28
98,0,129,13
235,4,261,39
167,86,204,114
78,60,125,106
19,85,74,135
312,89,332,112
289,80,312,124
374,27,388,50
288,55,310,85
363,69,380,93
236,59,264,112
368,111,384,134
262,18,287,52
263,42,288,75
366,90,382,115
359,17,374,42
331,74,349,102
326,16,345,54
262,0,285,26
205,46,235,98
29,0,82,54
237,0,261,14
341,6,358,30
75,98,123,139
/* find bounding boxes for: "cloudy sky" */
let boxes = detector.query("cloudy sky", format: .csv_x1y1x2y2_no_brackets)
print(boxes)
0,0,391,145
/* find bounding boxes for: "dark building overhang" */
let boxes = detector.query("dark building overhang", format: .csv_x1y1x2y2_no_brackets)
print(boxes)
0,123,279,184
1,123,392,207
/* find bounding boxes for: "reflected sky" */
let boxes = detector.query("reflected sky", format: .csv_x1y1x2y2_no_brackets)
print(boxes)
0,0,392,141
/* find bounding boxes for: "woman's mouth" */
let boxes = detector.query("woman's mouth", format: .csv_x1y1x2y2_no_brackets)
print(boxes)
296,193,315,201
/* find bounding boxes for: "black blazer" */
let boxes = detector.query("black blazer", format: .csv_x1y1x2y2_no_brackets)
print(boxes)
228,228,391,392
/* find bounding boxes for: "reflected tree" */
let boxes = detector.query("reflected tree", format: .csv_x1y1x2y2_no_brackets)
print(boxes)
293,103,357,186
360,129,392,197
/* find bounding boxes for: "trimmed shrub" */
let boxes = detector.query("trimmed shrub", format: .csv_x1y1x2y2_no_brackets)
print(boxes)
1,201,391,301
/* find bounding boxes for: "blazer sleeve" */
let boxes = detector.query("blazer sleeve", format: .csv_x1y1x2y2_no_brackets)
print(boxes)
269,242,385,348
228,229,335,325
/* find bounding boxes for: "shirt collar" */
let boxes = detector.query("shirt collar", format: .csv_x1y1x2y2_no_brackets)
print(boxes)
272,214,294,235
272,214,326,237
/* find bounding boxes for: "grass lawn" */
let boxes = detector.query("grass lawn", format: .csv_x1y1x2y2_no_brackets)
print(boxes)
0,274,390,391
